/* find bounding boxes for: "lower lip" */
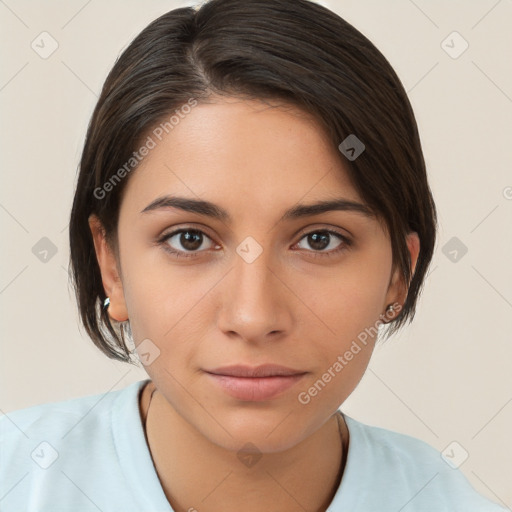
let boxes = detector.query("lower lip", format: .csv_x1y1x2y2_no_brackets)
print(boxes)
205,372,307,401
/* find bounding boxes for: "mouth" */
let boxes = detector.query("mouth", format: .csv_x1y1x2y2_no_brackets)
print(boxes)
204,364,308,401
205,364,306,378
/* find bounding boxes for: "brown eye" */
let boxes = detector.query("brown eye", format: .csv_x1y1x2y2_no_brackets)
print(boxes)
159,228,217,258
294,229,352,259
297,230,344,251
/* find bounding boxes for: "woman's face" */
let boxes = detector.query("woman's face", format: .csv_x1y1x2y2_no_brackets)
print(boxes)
92,97,418,452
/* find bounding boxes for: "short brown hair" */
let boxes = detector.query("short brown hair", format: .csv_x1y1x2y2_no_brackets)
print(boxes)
69,0,437,362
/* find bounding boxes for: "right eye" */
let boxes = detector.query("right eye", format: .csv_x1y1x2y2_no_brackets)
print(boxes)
158,228,220,259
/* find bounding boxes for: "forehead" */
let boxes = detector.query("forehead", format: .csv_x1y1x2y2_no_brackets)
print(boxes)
121,97,363,218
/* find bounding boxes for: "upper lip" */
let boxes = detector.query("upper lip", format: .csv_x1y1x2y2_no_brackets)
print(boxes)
205,364,306,378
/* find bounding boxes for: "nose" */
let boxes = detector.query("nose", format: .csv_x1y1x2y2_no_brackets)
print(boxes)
216,245,293,344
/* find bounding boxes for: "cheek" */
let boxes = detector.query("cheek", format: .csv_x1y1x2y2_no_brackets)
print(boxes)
306,257,391,342
122,258,218,367
298,253,392,393
297,290,381,412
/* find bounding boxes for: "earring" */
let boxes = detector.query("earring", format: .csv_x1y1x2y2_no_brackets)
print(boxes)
103,297,110,310
386,304,394,314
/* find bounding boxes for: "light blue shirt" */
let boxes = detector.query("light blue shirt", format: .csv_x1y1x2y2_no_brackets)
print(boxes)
0,379,506,511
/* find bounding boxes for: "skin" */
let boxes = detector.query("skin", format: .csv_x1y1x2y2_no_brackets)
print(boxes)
89,97,420,512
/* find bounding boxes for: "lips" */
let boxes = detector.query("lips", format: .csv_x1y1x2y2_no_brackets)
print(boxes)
204,364,307,401
206,364,305,378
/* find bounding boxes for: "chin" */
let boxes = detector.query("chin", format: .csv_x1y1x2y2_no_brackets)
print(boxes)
197,410,309,454
217,430,303,456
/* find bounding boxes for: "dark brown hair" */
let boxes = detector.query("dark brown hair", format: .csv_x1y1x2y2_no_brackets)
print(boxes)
69,0,437,363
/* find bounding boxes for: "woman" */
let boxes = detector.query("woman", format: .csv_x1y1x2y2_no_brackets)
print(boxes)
0,0,506,510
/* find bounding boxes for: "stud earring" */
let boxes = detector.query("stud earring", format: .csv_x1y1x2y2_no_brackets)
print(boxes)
103,297,110,310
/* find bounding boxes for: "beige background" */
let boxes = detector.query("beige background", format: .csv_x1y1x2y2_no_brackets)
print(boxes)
1,0,511,506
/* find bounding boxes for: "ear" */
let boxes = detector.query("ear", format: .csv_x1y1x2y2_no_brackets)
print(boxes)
384,231,420,317
88,214,128,322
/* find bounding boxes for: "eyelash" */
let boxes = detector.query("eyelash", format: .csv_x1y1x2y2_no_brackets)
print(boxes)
157,227,352,260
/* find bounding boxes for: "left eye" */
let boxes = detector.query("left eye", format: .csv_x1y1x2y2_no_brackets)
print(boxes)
295,230,347,253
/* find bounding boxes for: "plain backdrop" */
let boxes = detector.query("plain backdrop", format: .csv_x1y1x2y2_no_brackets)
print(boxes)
1,0,511,506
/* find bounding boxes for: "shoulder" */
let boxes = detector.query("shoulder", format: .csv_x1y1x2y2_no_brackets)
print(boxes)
0,380,146,479
0,379,170,511
339,415,507,511
345,415,443,471
1,382,136,440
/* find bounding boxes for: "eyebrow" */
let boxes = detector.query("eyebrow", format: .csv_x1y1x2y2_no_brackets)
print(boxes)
140,195,375,223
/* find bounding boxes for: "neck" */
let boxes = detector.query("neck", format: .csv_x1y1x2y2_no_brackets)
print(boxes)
141,383,348,512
